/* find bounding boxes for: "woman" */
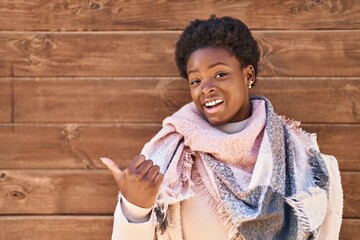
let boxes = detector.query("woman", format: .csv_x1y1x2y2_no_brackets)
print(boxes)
101,16,343,240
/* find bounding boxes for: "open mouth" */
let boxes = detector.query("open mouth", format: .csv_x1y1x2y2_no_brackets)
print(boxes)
204,99,224,109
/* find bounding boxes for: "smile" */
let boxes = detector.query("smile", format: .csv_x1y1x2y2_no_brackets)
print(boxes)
203,99,224,115
204,99,224,108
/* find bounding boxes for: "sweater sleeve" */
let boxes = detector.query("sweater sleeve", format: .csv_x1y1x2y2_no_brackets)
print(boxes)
111,194,156,240
316,154,343,240
121,196,153,223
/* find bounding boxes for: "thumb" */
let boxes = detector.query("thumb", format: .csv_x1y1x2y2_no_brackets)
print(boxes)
100,157,123,180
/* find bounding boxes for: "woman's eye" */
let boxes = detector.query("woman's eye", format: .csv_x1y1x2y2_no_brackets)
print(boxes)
214,72,228,78
190,79,200,85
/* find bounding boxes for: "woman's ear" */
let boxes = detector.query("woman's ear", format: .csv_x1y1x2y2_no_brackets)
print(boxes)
245,65,256,89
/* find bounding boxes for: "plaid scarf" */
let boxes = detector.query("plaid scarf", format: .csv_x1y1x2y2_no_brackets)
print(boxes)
141,96,329,240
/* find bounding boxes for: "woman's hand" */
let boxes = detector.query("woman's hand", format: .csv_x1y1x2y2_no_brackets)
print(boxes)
101,155,164,208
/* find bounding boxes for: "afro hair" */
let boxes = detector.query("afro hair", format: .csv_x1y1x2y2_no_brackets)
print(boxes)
175,16,260,84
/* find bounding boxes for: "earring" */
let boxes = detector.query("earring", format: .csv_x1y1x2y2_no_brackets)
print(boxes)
248,66,255,89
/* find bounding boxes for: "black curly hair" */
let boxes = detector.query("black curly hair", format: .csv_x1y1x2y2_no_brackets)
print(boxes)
175,16,260,85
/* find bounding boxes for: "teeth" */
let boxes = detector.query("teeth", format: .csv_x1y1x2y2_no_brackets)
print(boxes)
205,99,223,107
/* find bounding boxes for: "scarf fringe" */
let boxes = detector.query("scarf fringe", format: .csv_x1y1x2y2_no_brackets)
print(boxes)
192,168,242,240
279,115,301,132
308,149,329,191
157,151,194,234
285,187,328,232
279,115,318,147
155,204,169,234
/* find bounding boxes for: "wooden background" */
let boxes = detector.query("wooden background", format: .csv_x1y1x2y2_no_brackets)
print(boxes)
0,0,359,239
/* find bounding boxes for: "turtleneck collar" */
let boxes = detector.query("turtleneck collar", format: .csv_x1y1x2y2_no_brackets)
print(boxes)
216,117,250,134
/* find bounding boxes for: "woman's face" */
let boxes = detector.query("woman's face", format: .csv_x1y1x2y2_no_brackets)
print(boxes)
186,47,253,125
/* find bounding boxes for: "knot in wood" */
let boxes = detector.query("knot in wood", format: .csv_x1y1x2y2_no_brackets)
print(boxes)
312,0,323,4
0,172,5,179
10,190,26,200
19,34,56,56
61,124,80,145
89,2,100,9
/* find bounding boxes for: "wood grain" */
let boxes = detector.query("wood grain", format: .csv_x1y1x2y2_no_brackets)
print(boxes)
0,123,358,171
340,219,360,240
0,78,11,123
342,172,360,218
0,0,359,31
0,170,118,214
13,77,190,123
253,31,360,77
0,216,356,240
1,31,360,77
252,78,360,123
0,216,113,240
0,123,159,169
0,32,177,78
0,170,358,217
12,77,360,123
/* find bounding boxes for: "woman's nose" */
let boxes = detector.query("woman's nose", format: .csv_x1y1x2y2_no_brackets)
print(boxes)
201,80,215,95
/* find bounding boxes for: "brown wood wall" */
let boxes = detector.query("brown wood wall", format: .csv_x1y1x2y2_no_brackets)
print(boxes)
0,1,359,239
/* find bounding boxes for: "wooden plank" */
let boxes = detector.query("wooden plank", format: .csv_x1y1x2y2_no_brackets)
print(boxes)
0,123,160,169
0,170,118,214
253,31,360,77
13,77,190,123
0,78,11,123
341,172,360,218
252,78,360,124
12,77,360,123
0,123,358,171
0,0,359,31
0,32,177,78
0,170,358,217
0,216,113,240
302,124,360,171
1,31,360,77
0,216,357,240
340,219,360,240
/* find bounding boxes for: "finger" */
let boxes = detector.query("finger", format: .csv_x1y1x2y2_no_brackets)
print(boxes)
145,165,160,181
154,172,164,185
100,157,122,179
136,160,154,176
127,155,146,171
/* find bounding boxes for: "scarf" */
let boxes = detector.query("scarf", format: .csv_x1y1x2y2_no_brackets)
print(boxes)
141,96,329,240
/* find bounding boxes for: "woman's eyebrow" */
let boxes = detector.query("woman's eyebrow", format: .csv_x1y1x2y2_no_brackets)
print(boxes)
188,61,228,75
208,61,228,69
187,68,199,75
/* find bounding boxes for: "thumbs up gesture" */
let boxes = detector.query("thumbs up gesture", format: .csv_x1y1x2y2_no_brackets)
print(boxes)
101,155,164,208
